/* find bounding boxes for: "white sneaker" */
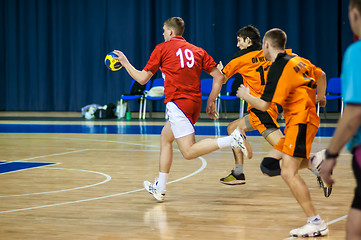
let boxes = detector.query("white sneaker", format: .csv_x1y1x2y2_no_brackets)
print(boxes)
290,220,329,237
310,149,326,170
143,179,166,202
310,149,332,197
230,127,253,159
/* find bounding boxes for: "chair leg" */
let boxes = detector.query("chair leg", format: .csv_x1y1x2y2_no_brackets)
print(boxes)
138,96,143,119
142,99,147,119
240,99,245,118
216,99,221,117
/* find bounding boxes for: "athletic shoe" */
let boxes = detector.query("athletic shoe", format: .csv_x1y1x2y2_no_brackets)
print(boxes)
143,179,166,202
310,149,332,197
289,220,329,237
220,170,246,185
230,127,253,159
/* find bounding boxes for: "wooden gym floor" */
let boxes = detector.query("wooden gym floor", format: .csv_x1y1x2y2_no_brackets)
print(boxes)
0,111,353,240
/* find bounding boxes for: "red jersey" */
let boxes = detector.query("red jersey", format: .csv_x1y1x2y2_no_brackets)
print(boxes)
144,36,217,103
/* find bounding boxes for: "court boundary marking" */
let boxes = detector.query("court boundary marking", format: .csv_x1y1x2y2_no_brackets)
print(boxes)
0,135,349,239
0,167,112,197
0,136,207,214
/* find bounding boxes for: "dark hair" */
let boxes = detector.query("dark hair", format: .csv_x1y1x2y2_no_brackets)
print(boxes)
164,17,185,36
264,28,287,50
236,25,261,47
350,0,361,15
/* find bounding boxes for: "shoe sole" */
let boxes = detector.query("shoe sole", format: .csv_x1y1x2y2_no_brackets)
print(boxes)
317,176,332,198
220,180,246,185
292,228,329,238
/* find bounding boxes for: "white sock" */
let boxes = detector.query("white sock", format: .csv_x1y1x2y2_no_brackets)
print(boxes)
308,215,322,224
217,135,233,148
157,172,168,193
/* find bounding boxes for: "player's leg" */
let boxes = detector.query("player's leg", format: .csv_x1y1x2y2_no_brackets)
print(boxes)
282,124,328,237
167,100,246,160
282,153,328,237
346,208,361,240
220,118,249,185
281,154,316,216
143,122,174,202
347,153,361,240
263,128,283,145
176,128,246,159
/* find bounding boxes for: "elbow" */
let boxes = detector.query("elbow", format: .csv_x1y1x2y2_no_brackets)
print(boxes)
138,79,148,85
259,105,269,112
258,101,270,112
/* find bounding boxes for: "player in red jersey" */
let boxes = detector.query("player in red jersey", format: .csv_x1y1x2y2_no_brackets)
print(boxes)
113,17,249,202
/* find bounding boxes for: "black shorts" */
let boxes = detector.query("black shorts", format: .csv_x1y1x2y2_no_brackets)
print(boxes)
351,148,361,210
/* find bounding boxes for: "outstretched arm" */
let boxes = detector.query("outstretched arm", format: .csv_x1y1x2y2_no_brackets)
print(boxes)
113,50,153,85
236,84,270,111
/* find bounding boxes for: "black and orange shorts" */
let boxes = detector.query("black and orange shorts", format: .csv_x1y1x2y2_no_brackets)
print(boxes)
246,108,280,137
274,123,318,159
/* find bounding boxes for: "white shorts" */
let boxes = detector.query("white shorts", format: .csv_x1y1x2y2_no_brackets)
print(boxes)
166,101,195,139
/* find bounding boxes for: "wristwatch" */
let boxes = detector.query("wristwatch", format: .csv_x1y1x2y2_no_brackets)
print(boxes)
325,149,339,159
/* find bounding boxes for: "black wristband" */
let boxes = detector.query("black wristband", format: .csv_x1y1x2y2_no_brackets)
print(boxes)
325,149,339,159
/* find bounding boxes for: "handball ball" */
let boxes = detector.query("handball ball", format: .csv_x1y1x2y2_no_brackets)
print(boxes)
104,52,122,71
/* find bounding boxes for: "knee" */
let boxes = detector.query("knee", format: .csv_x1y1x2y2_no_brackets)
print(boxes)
227,124,235,135
280,167,295,182
181,151,195,160
227,122,245,135
260,157,281,177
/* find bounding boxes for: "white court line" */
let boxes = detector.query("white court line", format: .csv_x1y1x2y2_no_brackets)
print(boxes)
0,167,111,197
0,149,89,165
0,136,207,213
0,134,350,238
0,157,207,214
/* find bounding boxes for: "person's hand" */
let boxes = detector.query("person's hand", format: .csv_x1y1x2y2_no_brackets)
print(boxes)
206,101,219,120
112,50,129,66
236,84,250,99
319,158,337,186
217,61,224,72
316,95,327,107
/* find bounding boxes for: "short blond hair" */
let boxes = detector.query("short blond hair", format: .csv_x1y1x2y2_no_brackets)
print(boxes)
264,28,287,50
164,17,185,36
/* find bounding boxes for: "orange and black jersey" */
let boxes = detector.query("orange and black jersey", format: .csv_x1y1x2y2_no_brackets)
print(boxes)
261,52,322,127
222,45,291,112
222,45,271,108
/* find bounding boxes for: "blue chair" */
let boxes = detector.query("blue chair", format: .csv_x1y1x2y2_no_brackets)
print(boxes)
317,77,343,118
217,78,245,119
200,78,213,101
142,78,165,119
120,80,147,119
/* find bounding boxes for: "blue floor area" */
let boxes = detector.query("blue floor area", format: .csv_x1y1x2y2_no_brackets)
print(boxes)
0,161,56,174
0,124,336,137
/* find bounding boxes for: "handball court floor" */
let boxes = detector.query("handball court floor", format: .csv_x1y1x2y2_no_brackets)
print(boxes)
0,111,354,240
